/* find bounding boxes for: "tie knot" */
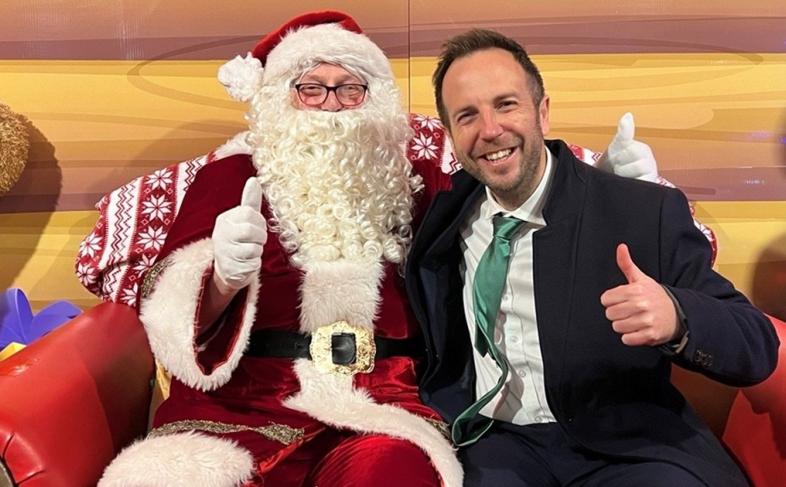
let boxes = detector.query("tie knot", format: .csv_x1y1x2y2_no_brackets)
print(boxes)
492,214,524,240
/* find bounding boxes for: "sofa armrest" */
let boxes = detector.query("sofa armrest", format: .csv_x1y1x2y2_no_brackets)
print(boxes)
723,315,786,487
0,302,154,487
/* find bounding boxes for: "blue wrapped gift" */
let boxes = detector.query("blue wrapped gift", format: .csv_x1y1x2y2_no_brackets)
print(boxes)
0,288,81,349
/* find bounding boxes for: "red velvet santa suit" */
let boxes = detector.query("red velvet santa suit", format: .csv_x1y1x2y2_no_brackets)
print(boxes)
138,145,456,485
99,100,462,485
95,11,467,485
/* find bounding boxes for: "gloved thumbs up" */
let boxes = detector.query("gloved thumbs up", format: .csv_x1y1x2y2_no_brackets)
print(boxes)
598,113,659,183
212,177,268,292
614,112,636,143
240,176,263,210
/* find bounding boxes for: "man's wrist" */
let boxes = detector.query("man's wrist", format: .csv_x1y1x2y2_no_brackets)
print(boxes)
659,285,690,355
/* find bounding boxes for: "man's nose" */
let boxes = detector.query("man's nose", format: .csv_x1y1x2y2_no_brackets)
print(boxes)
479,110,503,140
320,90,343,112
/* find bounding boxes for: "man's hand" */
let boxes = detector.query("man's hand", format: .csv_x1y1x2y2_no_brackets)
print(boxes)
598,113,659,183
212,177,267,293
600,244,679,346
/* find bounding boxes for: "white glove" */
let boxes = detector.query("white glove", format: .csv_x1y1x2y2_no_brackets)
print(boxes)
598,113,659,183
212,177,267,292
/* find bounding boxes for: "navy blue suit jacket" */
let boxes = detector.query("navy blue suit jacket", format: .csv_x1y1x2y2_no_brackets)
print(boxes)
405,139,779,485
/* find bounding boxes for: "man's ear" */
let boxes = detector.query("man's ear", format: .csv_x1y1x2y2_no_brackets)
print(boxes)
539,94,550,136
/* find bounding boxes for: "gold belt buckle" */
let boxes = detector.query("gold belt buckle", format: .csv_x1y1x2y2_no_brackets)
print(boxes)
309,321,376,376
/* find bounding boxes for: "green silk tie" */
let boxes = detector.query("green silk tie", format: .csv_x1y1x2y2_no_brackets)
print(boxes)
451,214,524,446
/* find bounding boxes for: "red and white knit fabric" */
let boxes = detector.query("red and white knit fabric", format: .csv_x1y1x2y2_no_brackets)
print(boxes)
75,153,215,306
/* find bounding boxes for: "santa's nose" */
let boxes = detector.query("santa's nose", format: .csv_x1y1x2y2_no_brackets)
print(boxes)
320,91,344,112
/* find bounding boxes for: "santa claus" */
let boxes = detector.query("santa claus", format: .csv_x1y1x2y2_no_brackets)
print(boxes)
94,10,706,487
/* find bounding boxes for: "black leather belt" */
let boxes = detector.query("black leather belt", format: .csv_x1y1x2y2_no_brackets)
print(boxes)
248,329,422,366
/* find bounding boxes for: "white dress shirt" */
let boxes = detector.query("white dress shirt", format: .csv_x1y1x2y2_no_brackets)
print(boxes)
459,148,557,425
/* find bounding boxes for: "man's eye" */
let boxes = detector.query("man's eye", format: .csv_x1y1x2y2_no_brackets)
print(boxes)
300,85,324,95
456,113,474,125
340,85,363,95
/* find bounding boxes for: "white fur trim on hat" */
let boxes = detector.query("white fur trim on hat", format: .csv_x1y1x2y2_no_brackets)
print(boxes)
218,23,392,102
218,53,264,102
139,238,260,391
263,23,392,84
98,431,254,487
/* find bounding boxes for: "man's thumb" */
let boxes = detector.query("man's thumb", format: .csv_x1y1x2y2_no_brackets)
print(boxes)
616,243,645,283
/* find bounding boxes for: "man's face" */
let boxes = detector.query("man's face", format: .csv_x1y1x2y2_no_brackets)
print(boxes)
441,48,550,210
292,63,368,112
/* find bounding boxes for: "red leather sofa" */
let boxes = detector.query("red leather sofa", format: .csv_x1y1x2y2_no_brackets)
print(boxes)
0,303,153,486
0,304,783,486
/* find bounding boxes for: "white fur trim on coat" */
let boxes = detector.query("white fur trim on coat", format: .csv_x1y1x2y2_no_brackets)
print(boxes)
212,131,254,160
298,259,382,333
139,238,260,391
286,360,463,487
285,258,463,486
99,431,254,487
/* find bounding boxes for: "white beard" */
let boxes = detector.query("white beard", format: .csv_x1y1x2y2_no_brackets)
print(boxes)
247,79,421,268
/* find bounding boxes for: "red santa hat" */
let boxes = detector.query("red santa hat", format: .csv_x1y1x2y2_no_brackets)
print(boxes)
218,10,394,102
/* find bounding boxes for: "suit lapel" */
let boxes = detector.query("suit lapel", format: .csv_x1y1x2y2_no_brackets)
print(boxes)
407,170,483,300
406,171,483,381
533,140,587,392
422,175,484,269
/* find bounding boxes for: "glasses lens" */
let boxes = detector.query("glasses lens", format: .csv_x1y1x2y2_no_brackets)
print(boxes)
297,84,328,106
336,84,367,106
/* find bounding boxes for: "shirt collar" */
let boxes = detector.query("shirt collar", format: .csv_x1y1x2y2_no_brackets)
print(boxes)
482,145,554,226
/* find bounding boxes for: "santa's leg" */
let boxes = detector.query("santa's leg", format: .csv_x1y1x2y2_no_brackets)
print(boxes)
307,434,442,487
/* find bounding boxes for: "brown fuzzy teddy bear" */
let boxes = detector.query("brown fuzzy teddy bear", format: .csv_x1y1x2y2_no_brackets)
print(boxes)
0,102,30,196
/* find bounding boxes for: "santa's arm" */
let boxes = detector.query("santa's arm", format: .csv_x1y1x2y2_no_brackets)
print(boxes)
74,132,251,305
596,113,658,182
568,113,718,265
138,156,261,392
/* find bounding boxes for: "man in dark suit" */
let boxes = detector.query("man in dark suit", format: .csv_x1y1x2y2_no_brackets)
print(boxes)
405,29,779,486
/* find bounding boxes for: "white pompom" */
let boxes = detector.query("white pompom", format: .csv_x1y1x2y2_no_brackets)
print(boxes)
217,53,263,102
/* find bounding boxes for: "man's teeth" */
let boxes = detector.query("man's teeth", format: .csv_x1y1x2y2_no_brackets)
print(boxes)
485,149,512,161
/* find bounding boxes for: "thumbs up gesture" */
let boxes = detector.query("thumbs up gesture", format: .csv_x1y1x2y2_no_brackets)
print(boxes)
600,244,679,347
598,113,659,183
211,177,268,293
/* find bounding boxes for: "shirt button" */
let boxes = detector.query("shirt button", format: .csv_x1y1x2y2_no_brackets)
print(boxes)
510,334,521,344
535,416,547,423
516,369,527,378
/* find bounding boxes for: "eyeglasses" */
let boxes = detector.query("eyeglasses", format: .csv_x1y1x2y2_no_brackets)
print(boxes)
294,83,368,107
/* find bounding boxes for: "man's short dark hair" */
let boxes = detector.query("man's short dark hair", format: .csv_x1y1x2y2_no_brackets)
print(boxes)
432,29,544,129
